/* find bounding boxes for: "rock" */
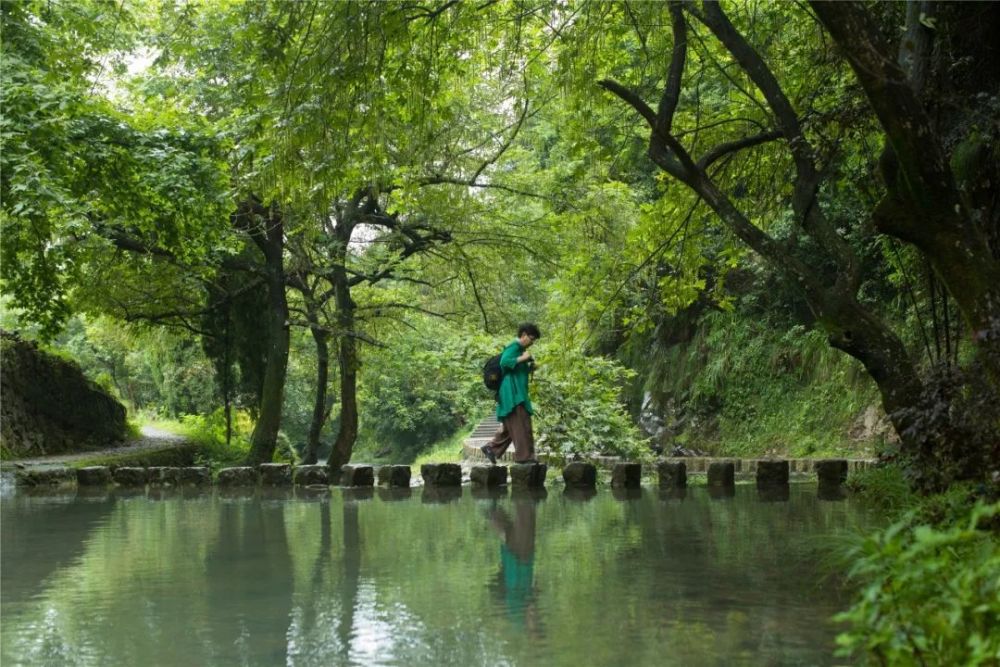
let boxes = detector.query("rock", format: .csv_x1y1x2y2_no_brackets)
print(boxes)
562,462,596,489
112,467,148,486
707,485,735,499
77,466,112,486
179,467,210,486
377,465,411,488
815,459,848,486
470,465,507,487
217,467,259,486
611,463,641,488
657,461,687,489
16,467,75,486
420,463,462,487
0,331,127,457
341,464,374,487
293,465,329,486
147,467,181,486
756,460,789,487
707,461,735,487
509,462,547,488
259,463,292,486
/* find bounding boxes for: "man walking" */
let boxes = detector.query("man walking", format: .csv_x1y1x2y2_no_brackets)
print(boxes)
482,323,541,464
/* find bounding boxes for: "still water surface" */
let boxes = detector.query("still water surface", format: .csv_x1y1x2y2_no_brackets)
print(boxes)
1,484,874,666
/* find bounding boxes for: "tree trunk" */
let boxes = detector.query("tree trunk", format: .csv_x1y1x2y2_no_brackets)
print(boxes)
234,199,290,466
326,268,359,477
300,323,331,465
809,1,1000,348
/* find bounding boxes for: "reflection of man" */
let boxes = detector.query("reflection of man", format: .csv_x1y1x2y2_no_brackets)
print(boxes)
488,497,542,634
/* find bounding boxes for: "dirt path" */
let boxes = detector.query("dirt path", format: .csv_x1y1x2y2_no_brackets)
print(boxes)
8,426,191,467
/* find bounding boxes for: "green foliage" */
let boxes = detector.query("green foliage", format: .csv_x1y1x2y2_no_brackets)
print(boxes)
532,341,648,460
845,466,917,514
835,502,1000,665
356,318,489,461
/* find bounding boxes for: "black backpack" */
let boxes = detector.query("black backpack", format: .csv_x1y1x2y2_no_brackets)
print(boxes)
482,354,503,391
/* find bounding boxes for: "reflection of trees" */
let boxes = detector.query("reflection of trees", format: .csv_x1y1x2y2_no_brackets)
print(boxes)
1,492,116,606
204,497,294,664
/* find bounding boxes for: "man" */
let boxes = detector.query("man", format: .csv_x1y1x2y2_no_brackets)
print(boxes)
482,322,541,464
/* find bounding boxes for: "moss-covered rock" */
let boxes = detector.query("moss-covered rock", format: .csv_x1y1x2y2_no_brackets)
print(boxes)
1,331,127,458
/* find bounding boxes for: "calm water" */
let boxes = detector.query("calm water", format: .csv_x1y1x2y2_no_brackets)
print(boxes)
1,483,874,666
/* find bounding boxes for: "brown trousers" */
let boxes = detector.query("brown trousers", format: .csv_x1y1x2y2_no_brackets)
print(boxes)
486,404,535,462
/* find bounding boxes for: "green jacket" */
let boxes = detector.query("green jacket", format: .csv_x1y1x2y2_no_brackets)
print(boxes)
496,340,534,420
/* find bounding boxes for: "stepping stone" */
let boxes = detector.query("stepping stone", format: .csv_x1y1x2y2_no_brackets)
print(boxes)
756,460,789,487
113,467,148,486
377,465,411,488
421,463,462,487
294,465,329,486
217,467,259,487
16,467,75,487
179,467,211,486
77,466,112,486
816,459,848,486
341,464,374,487
470,465,507,487
259,463,292,486
510,462,547,488
707,461,735,487
147,467,181,486
611,463,641,488
657,461,687,489
562,462,596,489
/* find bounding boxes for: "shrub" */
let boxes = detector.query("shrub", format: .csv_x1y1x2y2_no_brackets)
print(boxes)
835,502,1000,665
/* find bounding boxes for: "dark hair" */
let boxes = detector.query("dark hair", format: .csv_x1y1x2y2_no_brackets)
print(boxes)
518,322,541,339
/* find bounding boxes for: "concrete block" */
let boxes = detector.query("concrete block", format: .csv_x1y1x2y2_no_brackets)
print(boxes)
756,460,789,487
657,461,687,489
217,467,259,486
112,467,148,486
470,465,507,487
510,462,547,488
147,467,181,486
377,465,411,487
611,463,641,488
341,464,375,487
420,463,462,487
816,459,848,486
562,462,597,489
259,463,292,486
293,465,329,486
179,467,211,486
707,461,735,487
77,466,112,486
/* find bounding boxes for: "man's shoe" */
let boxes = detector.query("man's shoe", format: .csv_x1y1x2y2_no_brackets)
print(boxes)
480,445,497,465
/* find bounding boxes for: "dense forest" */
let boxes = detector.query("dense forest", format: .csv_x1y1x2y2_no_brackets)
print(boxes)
3,1,999,661
4,0,998,483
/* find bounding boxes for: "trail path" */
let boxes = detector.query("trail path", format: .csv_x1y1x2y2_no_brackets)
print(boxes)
6,427,190,468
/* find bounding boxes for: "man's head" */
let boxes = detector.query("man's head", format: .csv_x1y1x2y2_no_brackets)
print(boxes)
517,322,541,348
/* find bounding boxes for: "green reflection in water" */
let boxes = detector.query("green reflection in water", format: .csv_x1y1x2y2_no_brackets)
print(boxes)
1,484,876,666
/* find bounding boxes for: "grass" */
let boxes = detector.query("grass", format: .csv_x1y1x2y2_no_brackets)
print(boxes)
412,424,475,467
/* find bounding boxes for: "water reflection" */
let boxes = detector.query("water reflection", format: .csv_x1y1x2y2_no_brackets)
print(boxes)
707,485,737,499
421,486,462,504
562,487,597,502
377,487,413,502
1,485,879,666
658,487,688,502
488,491,544,638
611,487,643,501
757,485,791,502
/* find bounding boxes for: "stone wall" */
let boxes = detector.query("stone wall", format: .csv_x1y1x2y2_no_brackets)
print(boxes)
1,331,127,457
